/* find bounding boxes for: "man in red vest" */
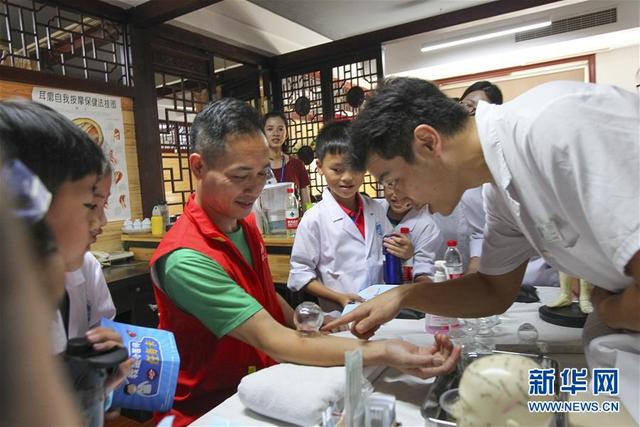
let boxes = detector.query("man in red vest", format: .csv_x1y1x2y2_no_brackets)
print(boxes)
150,98,460,426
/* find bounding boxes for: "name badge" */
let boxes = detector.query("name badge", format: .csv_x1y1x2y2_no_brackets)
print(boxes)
375,223,383,239
537,220,563,243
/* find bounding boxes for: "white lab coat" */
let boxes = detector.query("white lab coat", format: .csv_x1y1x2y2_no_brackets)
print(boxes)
377,199,442,278
476,81,639,422
433,186,484,270
288,188,391,313
51,252,116,354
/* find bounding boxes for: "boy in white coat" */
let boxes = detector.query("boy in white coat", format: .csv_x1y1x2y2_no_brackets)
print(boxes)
288,121,407,313
378,184,442,281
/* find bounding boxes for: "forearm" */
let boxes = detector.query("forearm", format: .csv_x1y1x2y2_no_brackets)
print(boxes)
398,263,526,317
265,327,385,366
232,310,385,366
465,257,481,275
276,293,296,329
305,279,346,305
300,187,311,208
597,283,640,331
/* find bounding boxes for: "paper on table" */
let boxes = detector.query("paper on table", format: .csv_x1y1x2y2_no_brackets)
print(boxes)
341,284,399,316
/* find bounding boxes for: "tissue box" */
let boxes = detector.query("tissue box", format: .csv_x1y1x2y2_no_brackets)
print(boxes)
100,318,180,412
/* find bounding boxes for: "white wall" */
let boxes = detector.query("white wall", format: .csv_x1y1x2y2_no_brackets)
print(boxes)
383,0,640,82
596,45,640,92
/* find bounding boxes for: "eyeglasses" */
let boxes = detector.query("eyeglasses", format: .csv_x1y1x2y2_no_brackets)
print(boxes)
376,177,398,191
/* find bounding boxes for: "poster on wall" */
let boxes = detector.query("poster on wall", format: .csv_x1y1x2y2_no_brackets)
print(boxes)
32,87,131,221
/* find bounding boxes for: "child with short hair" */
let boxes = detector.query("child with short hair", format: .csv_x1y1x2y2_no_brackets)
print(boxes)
378,183,442,282
0,100,131,417
287,121,409,313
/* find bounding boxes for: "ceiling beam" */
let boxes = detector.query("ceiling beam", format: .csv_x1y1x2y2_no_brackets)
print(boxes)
45,0,129,22
129,0,223,28
150,24,269,66
272,0,563,71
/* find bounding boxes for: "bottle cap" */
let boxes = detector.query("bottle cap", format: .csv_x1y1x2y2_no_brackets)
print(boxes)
447,240,458,247
400,227,410,234
66,337,94,357
287,187,294,193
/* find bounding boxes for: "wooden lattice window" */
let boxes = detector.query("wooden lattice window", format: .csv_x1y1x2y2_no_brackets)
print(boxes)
155,71,210,215
0,0,132,85
332,59,381,198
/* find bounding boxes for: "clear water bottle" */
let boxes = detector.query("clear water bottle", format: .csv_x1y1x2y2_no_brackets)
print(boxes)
285,186,299,237
444,240,463,279
400,227,413,283
425,261,459,333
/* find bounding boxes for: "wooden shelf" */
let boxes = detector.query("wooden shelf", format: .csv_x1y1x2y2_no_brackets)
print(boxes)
121,233,163,243
262,234,294,247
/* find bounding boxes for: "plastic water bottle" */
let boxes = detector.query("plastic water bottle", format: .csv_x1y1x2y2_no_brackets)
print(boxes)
425,260,459,333
444,240,463,279
383,234,403,284
400,227,413,283
285,187,299,237
151,204,164,236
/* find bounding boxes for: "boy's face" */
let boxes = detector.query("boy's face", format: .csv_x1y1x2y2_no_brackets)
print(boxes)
45,174,99,271
316,152,365,205
89,173,112,247
384,184,412,215
191,132,270,231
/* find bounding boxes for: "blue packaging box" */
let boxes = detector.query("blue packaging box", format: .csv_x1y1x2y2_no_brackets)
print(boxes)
100,318,180,412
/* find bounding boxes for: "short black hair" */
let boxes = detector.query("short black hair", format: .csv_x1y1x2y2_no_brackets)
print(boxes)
350,77,469,171
460,80,503,105
191,97,263,164
0,100,105,195
315,120,352,162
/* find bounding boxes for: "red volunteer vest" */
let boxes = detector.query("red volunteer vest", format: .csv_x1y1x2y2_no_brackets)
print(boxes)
149,194,284,427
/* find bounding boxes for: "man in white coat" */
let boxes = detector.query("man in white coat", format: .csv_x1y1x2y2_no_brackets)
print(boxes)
325,78,639,422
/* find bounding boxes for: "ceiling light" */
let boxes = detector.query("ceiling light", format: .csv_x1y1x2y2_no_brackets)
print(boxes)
420,20,552,53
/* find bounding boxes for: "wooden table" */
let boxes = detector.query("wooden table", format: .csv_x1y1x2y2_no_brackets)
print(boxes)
121,233,294,284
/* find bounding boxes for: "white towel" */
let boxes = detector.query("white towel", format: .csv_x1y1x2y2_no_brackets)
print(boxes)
237,364,385,426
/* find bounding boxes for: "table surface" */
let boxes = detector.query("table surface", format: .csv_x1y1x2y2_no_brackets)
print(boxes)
191,287,636,427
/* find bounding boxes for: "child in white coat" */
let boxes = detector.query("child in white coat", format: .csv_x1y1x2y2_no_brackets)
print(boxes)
288,121,409,313
378,184,442,281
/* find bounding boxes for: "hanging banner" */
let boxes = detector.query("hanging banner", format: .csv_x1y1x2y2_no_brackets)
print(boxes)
32,87,131,220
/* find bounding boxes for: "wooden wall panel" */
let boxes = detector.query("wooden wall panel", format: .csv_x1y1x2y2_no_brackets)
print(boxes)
0,80,143,252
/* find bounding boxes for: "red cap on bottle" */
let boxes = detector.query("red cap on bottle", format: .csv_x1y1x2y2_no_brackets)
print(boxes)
447,240,458,247
400,227,410,234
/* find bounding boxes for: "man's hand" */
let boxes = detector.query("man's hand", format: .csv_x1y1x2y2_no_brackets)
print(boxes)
383,233,414,261
86,327,133,393
322,315,349,334
323,286,405,339
381,334,460,379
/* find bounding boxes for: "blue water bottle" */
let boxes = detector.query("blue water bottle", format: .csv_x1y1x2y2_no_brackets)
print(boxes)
383,234,403,284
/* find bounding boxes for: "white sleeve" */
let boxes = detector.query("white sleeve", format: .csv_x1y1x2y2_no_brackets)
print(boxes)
287,214,320,292
411,215,443,277
532,90,640,275
478,185,537,276
86,253,116,328
461,186,486,258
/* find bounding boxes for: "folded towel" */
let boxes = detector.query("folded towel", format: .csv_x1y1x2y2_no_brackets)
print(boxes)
238,364,385,426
